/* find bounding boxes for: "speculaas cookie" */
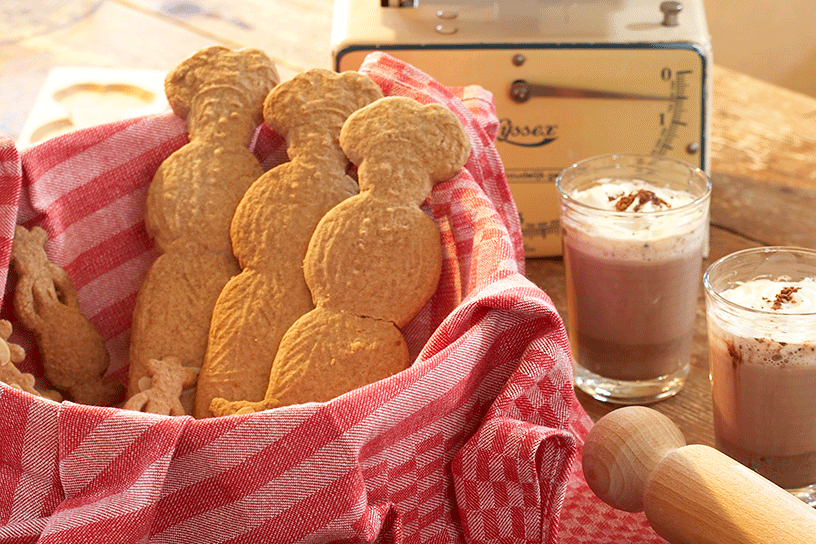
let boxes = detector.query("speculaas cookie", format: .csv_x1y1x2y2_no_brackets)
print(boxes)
194,68,382,418
128,46,280,415
210,96,470,415
11,225,122,405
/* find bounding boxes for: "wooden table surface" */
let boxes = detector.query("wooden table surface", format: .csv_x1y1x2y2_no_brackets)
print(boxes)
3,0,816,448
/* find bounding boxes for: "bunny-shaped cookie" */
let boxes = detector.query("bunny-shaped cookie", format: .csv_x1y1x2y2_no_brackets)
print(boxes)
194,69,382,418
11,226,121,405
211,96,470,415
128,46,279,414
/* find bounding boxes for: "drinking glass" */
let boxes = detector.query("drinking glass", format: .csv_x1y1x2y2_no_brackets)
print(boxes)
557,154,710,404
704,246,816,505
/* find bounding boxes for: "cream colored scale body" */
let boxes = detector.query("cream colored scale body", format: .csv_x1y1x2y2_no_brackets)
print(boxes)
333,0,711,257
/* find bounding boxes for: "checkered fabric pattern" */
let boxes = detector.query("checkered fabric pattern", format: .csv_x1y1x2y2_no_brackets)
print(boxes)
0,52,664,543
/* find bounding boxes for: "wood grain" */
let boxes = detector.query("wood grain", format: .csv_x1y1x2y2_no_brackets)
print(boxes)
711,65,816,190
583,407,816,544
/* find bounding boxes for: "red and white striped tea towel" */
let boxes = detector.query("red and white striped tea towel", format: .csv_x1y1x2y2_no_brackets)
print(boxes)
0,52,664,544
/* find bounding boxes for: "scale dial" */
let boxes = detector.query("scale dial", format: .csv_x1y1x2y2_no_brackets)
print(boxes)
493,45,707,255
492,46,706,171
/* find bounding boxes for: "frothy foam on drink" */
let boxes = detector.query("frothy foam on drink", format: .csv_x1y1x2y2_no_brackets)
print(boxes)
712,278,816,365
563,179,707,260
569,179,695,211
721,278,816,314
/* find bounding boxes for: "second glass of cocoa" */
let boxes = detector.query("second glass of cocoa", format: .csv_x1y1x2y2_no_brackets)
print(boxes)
704,246,816,505
556,154,711,404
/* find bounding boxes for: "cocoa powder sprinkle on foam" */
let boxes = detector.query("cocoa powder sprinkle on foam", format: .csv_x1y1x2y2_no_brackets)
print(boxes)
771,286,801,310
613,189,671,212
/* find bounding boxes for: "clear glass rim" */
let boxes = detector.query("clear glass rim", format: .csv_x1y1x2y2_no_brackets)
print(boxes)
555,153,711,217
703,245,816,316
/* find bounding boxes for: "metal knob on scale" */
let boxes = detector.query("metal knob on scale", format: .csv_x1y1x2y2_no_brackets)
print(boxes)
661,1,683,26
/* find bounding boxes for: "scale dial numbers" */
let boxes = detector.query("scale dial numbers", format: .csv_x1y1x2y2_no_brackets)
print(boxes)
653,67,699,158
490,45,708,256
493,46,708,173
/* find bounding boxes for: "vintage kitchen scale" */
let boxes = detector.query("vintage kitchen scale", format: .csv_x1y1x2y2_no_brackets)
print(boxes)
332,0,711,256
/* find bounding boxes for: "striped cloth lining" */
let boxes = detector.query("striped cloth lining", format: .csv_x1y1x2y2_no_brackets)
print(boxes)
0,52,661,544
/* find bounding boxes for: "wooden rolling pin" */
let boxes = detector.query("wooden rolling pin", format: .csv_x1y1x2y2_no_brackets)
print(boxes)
582,406,816,544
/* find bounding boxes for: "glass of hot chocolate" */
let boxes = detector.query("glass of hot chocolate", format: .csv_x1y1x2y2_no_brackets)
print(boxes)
556,154,710,404
704,246,816,505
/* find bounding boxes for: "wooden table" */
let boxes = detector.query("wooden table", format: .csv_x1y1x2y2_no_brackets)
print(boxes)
3,1,816,448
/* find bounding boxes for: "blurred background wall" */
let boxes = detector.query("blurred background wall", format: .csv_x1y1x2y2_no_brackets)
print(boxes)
706,0,816,97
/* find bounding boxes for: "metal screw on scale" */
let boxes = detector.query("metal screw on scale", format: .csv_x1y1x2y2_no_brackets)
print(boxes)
509,80,530,103
435,7,458,35
381,0,418,6
660,1,682,26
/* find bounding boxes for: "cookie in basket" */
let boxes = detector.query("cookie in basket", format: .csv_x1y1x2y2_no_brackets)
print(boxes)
211,96,471,415
10,225,121,405
125,356,199,416
0,319,62,401
194,68,382,418
128,46,280,414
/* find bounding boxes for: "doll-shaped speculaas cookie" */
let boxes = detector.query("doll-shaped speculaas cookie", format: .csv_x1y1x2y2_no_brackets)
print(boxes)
128,46,279,415
194,69,382,418
211,96,470,415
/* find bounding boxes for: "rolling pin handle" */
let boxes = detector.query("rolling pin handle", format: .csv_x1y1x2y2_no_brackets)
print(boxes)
582,406,685,512
583,406,816,544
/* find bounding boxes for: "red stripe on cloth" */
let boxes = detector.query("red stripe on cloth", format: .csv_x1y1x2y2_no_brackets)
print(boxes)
18,114,185,241
27,152,155,243
0,519,48,544
6,400,62,525
150,408,371,534
0,386,62,532
19,115,184,185
558,458,662,544
86,290,140,342
0,136,22,315
212,468,364,544
0,183,20,206
0,388,36,524
164,412,245,459
62,222,153,293
37,407,189,543
21,141,182,248
58,415,186,501
40,507,158,544
357,359,489,464
0,139,20,164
